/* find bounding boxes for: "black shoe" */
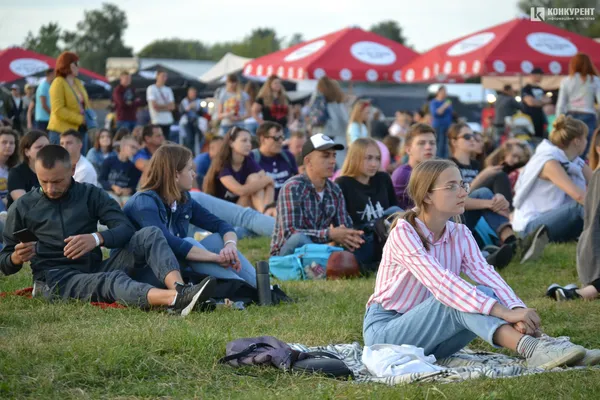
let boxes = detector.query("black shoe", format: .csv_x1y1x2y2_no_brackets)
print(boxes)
486,243,514,269
168,277,216,317
555,287,582,302
546,283,578,300
520,225,549,264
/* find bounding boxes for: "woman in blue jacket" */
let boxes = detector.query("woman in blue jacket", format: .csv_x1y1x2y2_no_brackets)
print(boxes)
123,144,256,286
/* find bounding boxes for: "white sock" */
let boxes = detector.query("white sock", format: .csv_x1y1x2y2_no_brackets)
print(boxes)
170,293,178,306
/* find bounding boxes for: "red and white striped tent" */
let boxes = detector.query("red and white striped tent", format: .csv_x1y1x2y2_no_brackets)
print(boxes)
243,27,418,83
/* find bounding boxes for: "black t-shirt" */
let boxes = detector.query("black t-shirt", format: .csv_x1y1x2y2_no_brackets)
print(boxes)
521,84,547,138
450,157,481,185
257,97,289,127
335,172,398,229
7,162,39,208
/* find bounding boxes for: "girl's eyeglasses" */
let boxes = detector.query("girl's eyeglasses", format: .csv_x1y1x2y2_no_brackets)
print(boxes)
431,181,470,194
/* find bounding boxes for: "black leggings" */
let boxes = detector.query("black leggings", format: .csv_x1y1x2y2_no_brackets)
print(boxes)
471,170,514,208
591,279,600,292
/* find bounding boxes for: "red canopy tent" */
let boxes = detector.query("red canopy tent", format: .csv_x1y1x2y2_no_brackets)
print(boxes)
243,27,418,82
0,47,107,84
400,17,600,83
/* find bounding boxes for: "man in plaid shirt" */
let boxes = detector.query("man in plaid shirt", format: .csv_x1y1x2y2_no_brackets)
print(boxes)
270,134,365,256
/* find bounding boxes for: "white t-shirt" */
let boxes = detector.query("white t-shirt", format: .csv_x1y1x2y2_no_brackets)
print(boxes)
147,84,175,125
75,156,99,187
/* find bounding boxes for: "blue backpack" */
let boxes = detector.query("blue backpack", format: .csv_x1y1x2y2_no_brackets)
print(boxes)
269,244,344,281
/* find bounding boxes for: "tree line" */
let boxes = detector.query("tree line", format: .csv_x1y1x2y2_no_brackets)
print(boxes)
22,1,599,75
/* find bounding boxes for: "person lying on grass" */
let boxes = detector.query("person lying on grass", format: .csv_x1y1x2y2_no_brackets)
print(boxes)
0,145,215,316
363,159,600,368
124,144,257,287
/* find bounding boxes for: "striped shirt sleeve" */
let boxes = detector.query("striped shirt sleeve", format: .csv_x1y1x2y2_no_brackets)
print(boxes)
388,222,497,315
460,226,527,310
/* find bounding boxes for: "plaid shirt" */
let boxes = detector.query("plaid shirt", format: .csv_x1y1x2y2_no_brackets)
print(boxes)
270,174,353,256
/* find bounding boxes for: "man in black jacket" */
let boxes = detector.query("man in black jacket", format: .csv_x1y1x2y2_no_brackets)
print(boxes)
0,145,215,316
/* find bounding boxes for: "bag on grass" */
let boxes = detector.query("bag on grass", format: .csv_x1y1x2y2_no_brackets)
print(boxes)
219,336,353,379
269,244,344,281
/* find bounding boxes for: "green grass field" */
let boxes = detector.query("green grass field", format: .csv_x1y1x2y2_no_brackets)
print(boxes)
1,237,599,399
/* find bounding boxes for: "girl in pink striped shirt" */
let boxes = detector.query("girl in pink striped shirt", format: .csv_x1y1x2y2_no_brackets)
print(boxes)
363,159,595,369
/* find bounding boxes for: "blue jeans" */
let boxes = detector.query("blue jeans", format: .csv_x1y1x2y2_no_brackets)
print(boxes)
34,120,48,132
463,188,510,238
363,286,508,359
182,235,256,287
433,121,450,159
567,112,597,157
278,233,314,256
48,130,60,145
188,191,274,238
521,201,584,243
180,120,204,155
116,120,136,132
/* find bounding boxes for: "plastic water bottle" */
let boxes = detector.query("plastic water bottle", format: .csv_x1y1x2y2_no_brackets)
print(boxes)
255,261,272,306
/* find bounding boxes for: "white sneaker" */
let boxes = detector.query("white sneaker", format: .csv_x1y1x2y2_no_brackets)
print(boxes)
527,338,586,369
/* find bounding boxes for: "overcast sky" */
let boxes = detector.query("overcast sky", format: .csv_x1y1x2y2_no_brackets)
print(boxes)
1,0,522,54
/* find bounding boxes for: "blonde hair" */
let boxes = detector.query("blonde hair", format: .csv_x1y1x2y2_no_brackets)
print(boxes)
340,137,379,178
390,159,458,251
549,114,587,149
256,75,288,108
346,100,370,143
484,139,531,168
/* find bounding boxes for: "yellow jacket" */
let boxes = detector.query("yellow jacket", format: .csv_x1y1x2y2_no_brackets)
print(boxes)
47,76,90,133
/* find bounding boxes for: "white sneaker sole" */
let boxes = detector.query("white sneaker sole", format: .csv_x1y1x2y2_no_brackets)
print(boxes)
521,228,549,264
181,278,215,317
535,347,586,370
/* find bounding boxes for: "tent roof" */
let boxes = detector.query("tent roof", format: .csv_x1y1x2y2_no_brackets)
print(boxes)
0,47,107,84
199,52,252,83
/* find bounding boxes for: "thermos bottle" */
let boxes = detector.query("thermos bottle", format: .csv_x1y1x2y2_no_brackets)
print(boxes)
256,261,272,306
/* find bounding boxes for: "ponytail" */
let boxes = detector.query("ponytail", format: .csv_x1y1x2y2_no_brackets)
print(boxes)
389,209,431,251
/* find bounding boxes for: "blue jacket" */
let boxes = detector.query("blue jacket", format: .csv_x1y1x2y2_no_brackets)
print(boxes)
123,190,234,259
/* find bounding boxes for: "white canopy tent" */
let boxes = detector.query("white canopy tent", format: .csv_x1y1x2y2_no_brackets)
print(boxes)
199,52,252,83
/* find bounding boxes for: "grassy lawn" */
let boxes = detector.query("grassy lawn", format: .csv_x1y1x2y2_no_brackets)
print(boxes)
1,237,599,399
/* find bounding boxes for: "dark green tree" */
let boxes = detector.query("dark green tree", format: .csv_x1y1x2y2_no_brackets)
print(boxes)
285,33,305,48
63,3,133,74
231,28,281,58
138,39,211,60
22,22,63,57
369,20,408,45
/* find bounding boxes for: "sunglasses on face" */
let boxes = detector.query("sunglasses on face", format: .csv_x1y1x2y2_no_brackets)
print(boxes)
459,134,474,141
72,62,79,67
266,135,284,142
430,181,470,194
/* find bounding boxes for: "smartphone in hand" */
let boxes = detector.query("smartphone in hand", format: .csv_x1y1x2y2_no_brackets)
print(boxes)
13,228,39,243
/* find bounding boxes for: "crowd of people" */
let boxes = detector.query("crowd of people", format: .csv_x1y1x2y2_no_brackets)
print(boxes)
0,49,599,368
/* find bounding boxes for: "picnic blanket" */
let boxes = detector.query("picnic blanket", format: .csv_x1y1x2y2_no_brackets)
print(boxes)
288,342,595,385
0,287,126,309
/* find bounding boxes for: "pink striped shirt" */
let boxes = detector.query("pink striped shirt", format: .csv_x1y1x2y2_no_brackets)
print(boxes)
367,218,526,315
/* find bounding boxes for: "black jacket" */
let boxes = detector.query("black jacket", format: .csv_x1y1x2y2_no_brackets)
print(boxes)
0,180,135,280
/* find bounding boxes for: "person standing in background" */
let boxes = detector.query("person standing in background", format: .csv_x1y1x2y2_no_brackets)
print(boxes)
429,86,453,159
146,69,175,141
7,85,24,133
34,69,55,132
521,68,550,141
217,74,250,136
556,53,600,157
113,72,140,132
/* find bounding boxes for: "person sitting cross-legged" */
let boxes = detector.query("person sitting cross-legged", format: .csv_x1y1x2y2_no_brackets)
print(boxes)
270,133,365,258
364,159,600,368
124,144,257,287
0,145,216,316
